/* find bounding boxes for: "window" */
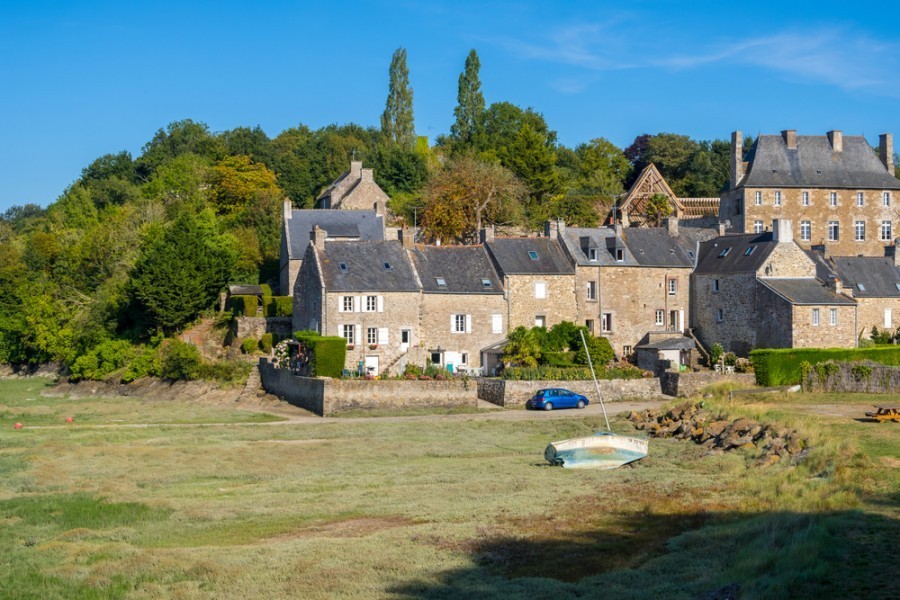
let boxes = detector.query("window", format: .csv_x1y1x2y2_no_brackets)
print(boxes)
365,295,377,312
753,220,763,233
535,315,546,328
774,191,782,206
435,277,447,287
585,319,594,334
812,308,820,326
802,191,810,206
343,324,356,345
828,221,839,241
655,309,664,326
858,283,866,292
367,327,377,345
401,329,411,344
481,278,492,288
588,248,598,261
534,281,547,299
623,345,632,357
586,281,596,301
339,262,348,273
452,314,466,333
528,251,539,260
460,353,468,365
718,247,732,258
615,248,624,261
830,308,837,326
668,279,677,295
491,314,503,334
830,191,837,206
884,191,892,206
383,262,392,270
857,192,864,207
430,352,442,365
713,279,720,293
744,246,756,256
755,191,762,205
882,221,893,241
601,313,612,332
716,308,724,322
855,220,866,241
341,296,354,312
800,221,811,241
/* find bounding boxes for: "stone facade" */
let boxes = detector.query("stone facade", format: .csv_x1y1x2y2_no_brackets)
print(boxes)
788,302,857,348
316,161,390,211
855,297,900,338
420,293,506,373
476,378,666,406
505,274,577,330
692,272,759,354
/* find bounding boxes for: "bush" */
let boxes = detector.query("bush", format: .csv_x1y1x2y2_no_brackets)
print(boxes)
198,360,252,385
121,345,161,383
229,295,257,317
573,335,614,367
240,338,257,354
260,333,273,353
158,339,202,380
294,330,347,377
262,296,293,317
260,284,272,298
724,352,737,366
750,346,900,386
544,351,577,368
69,339,134,382
709,343,724,365
403,364,423,377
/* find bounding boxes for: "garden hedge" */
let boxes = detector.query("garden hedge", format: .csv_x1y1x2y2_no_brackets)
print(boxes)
262,296,293,317
749,346,900,386
229,295,258,317
294,330,347,378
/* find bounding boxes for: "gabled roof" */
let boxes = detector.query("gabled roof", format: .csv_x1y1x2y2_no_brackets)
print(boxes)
286,210,384,259
485,238,574,275
316,169,352,202
619,163,685,226
759,278,856,305
743,134,900,189
410,246,503,294
620,228,693,268
560,227,636,267
694,232,778,274
318,241,419,292
637,337,696,351
824,256,900,298
227,285,264,296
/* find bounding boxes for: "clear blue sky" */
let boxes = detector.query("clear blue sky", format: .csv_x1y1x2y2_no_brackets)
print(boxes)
1,1,898,211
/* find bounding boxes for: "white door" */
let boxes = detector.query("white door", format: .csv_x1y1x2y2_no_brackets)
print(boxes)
365,355,379,376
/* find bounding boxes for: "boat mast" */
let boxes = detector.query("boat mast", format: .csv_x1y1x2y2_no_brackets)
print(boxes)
580,329,611,431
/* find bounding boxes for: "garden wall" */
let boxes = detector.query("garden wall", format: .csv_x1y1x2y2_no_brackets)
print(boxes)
660,372,756,397
802,363,900,394
477,378,667,407
258,358,477,416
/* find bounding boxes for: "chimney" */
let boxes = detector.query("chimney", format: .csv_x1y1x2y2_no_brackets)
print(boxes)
730,131,744,189
400,226,414,249
544,220,559,240
350,161,362,179
361,168,375,183
781,129,797,150
827,130,843,153
893,239,900,268
830,276,843,296
717,222,727,236
480,226,495,244
665,216,679,236
772,218,793,243
879,133,895,176
311,226,327,252
283,198,293,223
373,199,385,215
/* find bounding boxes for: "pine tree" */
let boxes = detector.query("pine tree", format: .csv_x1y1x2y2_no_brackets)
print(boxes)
450,49,485,147
380,48,415,149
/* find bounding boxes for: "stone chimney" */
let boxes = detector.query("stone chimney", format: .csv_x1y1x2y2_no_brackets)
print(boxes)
373,199,385,215
665,216,679,237
730,131,744,189
772,219,793,243
827,130,843,153
400,226,414,249
480,226,495,244
717,222,727,237
879,133,895,176
282,198,293,224
544,220,560,240
361,168,375,183
830,276,843,296
350,161,362,179
311,226,327,252
781,129,797,150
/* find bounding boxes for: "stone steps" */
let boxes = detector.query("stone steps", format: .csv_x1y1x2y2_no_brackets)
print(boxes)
239,365,262,400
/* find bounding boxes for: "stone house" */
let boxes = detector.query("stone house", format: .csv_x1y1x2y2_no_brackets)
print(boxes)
279,200,385,295
692,219,857,354
483,224,577,331
557,219,697,359
315,160,390,211
812,253,900,339
719,130,900,256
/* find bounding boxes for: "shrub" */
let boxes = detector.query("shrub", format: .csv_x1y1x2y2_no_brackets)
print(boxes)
544,351,577,368
262,296,293,317
260,284,272,298
260,333,273,353
573,334,614,367
240,338,257,354
198,359,252,385
403,363,423,377
69,339,134,382
121,345,161,383
709,343,724,365
229,295,257,317
158,339,202,380
294,330,347,377
724,352,737,367
750,346,900,386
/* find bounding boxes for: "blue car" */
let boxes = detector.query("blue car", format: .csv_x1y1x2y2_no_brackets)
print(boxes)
527,388,589,411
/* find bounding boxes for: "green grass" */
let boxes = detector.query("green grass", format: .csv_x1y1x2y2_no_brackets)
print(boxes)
0,380,896,599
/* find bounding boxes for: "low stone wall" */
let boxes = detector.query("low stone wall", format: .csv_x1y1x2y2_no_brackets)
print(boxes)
803,363,900,394
235,317,293,340
258,359,477,416
660,372,756,397
477,378,666,407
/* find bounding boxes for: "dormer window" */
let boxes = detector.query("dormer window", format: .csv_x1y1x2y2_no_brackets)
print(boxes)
435,277,446,287
615,248,624,261
383,262,393,270
339,262,348,273
718,247,732,258
481,278,492,288
588,248,598,261
528,251,539,260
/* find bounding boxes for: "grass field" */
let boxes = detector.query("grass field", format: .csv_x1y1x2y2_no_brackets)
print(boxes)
0,379,896,599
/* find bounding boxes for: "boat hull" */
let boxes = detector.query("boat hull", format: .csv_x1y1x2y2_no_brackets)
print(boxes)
545,432,648,469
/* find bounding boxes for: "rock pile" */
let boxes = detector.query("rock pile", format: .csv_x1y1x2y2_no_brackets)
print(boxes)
626,402,807,466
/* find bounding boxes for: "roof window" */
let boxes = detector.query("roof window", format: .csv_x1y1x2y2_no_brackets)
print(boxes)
384,262,393,270
339,262,348,272
481,279,492,288
744,246,756,256
528,251,540,260
718,247,732,258
857,283,866,292
435,277,446,287
895,283,900,292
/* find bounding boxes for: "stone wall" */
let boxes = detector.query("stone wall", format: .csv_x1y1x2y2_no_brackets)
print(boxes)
660,371,756,397
789,303,857,348
691,272,759,355
420,292,506,370
803,363,900,394
234,317,293,340
476,378,666,407
856,297,900,339
755,282,794,348
506,274,577,330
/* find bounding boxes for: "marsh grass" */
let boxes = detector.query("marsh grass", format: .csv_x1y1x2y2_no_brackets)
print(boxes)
0,383,896,598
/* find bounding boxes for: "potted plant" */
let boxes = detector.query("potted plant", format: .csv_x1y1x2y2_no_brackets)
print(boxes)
368,344,378,350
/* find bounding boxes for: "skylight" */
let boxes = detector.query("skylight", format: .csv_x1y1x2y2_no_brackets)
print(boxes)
895,283,900,292
435,277,446,287
339,262,348,272
718,247,732,258
384,262,392,270
744,246,756,256
481,279,492,288
857,283,866,291
528,251,539,260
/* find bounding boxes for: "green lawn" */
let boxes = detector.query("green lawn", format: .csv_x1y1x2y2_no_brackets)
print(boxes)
0,379,896,599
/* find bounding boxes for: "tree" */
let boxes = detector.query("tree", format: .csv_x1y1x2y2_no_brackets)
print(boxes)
206,155,281,215
135,119,225,180
450,49,485,147
380,48,415,149
645,193,673,226
128,211,236,333
503,326,542,367
504,123,561,221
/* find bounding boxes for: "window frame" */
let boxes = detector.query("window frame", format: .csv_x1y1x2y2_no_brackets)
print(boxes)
773,190,782,206
753,220,764,234
452,314,466,333
367,327,377,345
586,280,597,301
829,191,838,207
812,308,820,326
802,191,810,206
343,324,356,345
882,220,893,241
655,309,664,327
857,192,865,207
667,279,677,295
828,221,839,241
800,220,811,241
855,220,866,242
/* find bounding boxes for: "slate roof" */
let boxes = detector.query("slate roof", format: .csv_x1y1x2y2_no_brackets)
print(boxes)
620,228,693,268
227,285,264,296
823,256,900,298
317,241,419,292
636,337,696,351
560,227,634,266
316,169,351,202
485,238,575,275
694,233,778,275
286,210,384,259
759,278,856,305
409,246,503,294
743,134,900,189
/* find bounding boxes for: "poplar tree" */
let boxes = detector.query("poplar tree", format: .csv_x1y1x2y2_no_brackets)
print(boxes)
380,48,415,149
450,49,485,147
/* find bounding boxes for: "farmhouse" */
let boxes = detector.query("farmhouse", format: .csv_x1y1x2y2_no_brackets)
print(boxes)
315,160,390,211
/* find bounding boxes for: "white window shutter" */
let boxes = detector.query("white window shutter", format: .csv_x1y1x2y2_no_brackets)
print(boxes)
377,296,384,313
378,327,389,344
338,297,345,313
355,296,363,313
885,308,892,328
492,314,502,334
465,314,472,333
450,315,456,332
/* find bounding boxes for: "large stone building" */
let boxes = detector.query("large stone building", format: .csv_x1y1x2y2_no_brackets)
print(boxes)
719,130,900,256
315,161,390,211
692,219,857,354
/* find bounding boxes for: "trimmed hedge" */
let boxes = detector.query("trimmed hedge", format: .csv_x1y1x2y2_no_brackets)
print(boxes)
750,346,900,386
229,295,258,317
260,333,273,353
502,365,645,381
295,330,347,378
262,296,293,317
260,284,273,298
240,338,257,354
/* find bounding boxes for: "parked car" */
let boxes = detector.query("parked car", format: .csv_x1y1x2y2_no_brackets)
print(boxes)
527,388,589,411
